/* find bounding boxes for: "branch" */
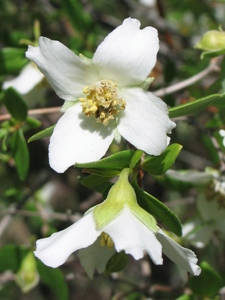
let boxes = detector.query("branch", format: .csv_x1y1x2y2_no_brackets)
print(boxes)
154,58,220,97
0,207,81,223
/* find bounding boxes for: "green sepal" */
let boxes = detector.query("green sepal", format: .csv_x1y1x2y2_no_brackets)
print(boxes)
0,48,27,74
143,143,182,175
76,150,135,171
132,179,182,236
28,125,55,143
4,87,28,121
200,48,225,59
105,251,128,275
37,261,69,300
141,77,154,90
188,261,223,297
11,129,29,181
169,93,224,118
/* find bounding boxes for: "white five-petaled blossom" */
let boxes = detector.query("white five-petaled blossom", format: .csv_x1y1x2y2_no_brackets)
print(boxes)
26,18,176,173
34,169,201,278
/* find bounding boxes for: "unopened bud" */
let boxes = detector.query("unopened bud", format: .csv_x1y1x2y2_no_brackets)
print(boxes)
16,252,39,293
196,30,225,51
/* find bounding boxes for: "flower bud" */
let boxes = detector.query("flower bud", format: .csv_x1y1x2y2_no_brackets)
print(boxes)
16,252,39,293
196,30,225,51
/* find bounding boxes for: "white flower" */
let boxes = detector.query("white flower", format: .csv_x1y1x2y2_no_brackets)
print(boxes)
3,63,46,107
26,18,176,173
183,187,225,248
34,169,200,278
170,168,225,248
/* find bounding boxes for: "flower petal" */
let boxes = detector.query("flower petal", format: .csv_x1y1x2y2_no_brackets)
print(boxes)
93,18,159,87
78,237,115,279
34,211,100,268
49,104,115,173
3,63,44,94
118,87,176,155
26,37,98,101
104,207,162,264
156,229,201,276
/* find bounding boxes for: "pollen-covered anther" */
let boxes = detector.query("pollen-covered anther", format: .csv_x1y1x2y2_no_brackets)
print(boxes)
79,80,126,126
100,232,114,248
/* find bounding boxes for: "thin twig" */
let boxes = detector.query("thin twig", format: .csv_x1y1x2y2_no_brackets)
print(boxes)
0,208,81,223
154,58,220,97
0,106,61,122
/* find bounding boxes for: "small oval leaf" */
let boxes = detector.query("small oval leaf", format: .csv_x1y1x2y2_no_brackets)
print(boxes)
76,150,135,170
0,48,27,74
189,261,223,297
143,143,182,175
169,94,224,118
28,125,55,143
133,181,182,236
4,87,28,121
12,129,29,180
105,251,128,275
37,261,69,300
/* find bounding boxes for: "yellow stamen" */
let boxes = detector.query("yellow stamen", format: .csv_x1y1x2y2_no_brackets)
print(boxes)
100,232,114,248
79,80,126,126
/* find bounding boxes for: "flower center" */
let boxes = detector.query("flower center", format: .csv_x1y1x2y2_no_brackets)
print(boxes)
79,80,126,126
100,232,114,248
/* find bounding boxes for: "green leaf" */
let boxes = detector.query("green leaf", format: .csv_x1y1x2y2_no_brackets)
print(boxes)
129,150,143,170
37,261,69,300
0,48,27,74
175,295,194,300
127,292,146,300
143,144,182,175
169,93,224,118
26,117,42,129
80,174,113,197
0,128,7,139
28,125,55,143
80,173,111,188
133,181,182,236
12,129,29,180
76,150,135,170
0,245,28,272
81,168,121,177
212,93,225,108
105,251,128,275
1,132,8,152
62,0,92,32
189,261,223,297
4,88,28,121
